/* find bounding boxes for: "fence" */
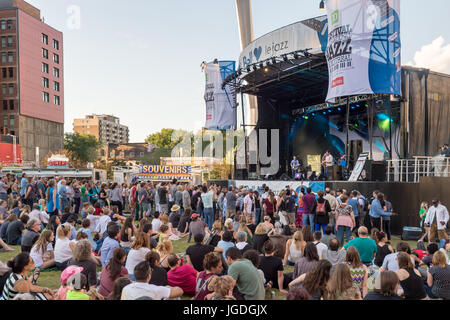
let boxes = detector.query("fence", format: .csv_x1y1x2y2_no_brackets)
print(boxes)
387,156,450,182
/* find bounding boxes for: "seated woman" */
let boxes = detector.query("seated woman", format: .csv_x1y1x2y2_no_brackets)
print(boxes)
98,248,128,298
146,251,168,287
68,239,98,290
30,230,55,274
108,277,132,300
195,252,223,300
54,224,75,271
252,223,269,254
1,252,55,300
326,263,362,300
119,217,136,252
395,252,427,300
156,239,173,271
345,246,369,298
289,260,332,300
167,254,198,297
125,232,151,281
364,271,403,300
374,231,394,268
21,219,41,253
425,251,450,300
293,242,319,279
283,231,306,266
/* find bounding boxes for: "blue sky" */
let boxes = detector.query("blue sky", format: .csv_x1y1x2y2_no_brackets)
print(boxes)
27,0,450,142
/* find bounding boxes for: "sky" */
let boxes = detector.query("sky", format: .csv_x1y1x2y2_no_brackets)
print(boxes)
26,0,450,142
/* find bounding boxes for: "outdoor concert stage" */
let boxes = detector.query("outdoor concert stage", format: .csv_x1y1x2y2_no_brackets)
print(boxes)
210,177,450,236
224,15,450,180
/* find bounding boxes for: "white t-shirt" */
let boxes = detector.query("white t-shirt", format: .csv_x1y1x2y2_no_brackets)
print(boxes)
313,241,328,259
54,237,74,263
121,282,171,300
96,215,112,234
30,243,53,268
125,247,151,275
152,218,162,233
87,214,99,232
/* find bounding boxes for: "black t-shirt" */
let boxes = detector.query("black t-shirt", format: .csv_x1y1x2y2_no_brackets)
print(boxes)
191,193,201,210
61,212,72,224
149,236,158,250
178,215,190,233
158,188,168,204
6,221,24,245
285,195,297,212
247,224,257,235
259,255,284,289
169,212,180,228
68,258,98,288
363,292,403,300
186,243,215,272
252,234,269,254
149,267,168,286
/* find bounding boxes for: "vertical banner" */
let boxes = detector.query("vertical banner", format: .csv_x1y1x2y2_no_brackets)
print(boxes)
204,61,237,130
325,0,401,102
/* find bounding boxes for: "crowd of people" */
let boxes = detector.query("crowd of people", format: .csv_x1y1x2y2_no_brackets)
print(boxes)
0,173,449,300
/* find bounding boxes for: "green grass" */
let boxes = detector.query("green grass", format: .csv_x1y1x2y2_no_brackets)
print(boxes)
0,236,421,295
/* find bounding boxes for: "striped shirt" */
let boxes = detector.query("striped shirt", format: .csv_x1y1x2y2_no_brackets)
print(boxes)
1,273,46,300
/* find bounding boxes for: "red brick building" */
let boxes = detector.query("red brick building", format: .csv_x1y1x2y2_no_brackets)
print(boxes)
0,0,64,163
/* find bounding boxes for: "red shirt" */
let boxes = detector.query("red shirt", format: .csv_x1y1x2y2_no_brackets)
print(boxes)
94,208,103,216
167,264,197,296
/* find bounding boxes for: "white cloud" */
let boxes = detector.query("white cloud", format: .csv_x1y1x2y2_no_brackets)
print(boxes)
407,36,450,73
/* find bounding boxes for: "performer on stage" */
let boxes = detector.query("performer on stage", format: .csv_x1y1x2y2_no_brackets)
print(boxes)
321,151,334,180
290,156,299,179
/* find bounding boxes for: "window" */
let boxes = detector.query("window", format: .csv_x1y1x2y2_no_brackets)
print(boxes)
42,77,49,88
42,92,49,102
7,36,12,47
42,33,48,45
9,100,13,110
53,81,59,91
140,152,144,157
53,67,59,78
3,115,7,127
42,48,48,59
54,95,60,105
0,21,5,30
8,84,13,94
53,39,59,50
1,37,5,48
7,52,12,63
7,20,12,30
53,53,59,64
1,84,6,94
42,63,49,73
9,115,14,126
2,68,6,78
2,100,6,110
8,67,12,78
1,52,5,63
130,152,135,158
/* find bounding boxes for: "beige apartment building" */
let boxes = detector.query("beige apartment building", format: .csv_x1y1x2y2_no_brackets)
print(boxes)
73,114,129,144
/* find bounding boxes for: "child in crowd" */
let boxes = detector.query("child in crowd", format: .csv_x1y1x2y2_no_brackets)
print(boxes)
81,202,90,220
57,266,84,300
65,273,89,300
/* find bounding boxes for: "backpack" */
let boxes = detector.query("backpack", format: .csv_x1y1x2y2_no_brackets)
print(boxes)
359,196,369,212
316,202,326,216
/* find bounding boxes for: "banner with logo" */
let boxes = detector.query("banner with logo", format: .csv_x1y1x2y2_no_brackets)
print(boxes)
204,61,237,130
233,180,325,196
137,165,192,182
239,16,328,70
325,0,401,102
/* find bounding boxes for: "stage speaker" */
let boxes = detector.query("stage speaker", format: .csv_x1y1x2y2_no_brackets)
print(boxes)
235,169,248,180
362,161,386,181
332,165,342,180
350,140,363,164
279,173,291,181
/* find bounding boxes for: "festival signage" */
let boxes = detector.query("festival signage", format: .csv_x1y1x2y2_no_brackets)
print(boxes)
204,61,237,130
137,165,192,182
348,153,369,182
325,0,401,102
47,154,69,168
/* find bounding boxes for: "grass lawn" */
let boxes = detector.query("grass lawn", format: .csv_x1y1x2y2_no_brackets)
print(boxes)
0,236,420,298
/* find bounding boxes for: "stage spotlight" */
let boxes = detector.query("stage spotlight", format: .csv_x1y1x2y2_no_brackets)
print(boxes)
312,113,315,116
338,107,342,111
319,0,325,10
356,104,360,107
264,67,269,73
328,109,332,113
252,64,258,71
323,111,327,115
351,106,355,109
304,116,309,120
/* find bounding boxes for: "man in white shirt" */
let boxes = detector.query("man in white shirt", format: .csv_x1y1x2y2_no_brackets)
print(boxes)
243,190,256,221
323,188,337,230
424,199,449,242
152,212,162,233
313,231,328,259
121,261,183,300
95,210,112,235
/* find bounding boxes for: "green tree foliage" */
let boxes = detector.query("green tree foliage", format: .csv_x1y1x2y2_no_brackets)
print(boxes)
64,133,103,165
145,129,183,149
139,148,172,165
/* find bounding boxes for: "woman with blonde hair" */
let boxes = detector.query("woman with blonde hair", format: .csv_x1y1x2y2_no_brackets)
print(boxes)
425,250,450,299
160,213,181,240
205,220,223,247
326,263,362,300
68,239,97,290
54,224,75,270
209,275,236,300
345,246,368,297
252,223,269,254
156,239,173,271
283,231,306,266
30,230,55,270
237,221,253,245
125,231,151,281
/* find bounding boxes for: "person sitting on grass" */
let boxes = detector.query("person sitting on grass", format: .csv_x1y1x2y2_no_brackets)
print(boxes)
30,230,55,273
125,232,151,281
167,254,198,297
326,263,362,300
288,260,332,300
108,277,131,300
65,273,89,300
1,252,55,300
363,270,403,300
209,275,236,300
68,239,98,290
194,252,223,300
146,251,168,287
259,240,288,294
21,219,41,253
121,261,183,300
79,219,97,252
142,224,159,250
286,286,310,300
186,233,222,272
6,214,29,246
100,223,121,267
242,249,267,288
54,224,75,271
344,226,377,266
425,250,450,300
156,239,173,271
98,247,129,298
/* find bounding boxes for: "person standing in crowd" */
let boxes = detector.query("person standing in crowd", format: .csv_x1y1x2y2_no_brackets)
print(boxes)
311,190,331,233
284,189,297,227
225,187,237,220
418,201,430,242
58,180,68,213
263,192,276,225
302,188,316,232
110,183,123,215
424,199,449,243
323,188,337,232
201,186,215,230
335,194,355,247
0,175,10,202
158,183,169,214
243,190,256,223
348,191,360,231
369,191,392,232
226,247,265,300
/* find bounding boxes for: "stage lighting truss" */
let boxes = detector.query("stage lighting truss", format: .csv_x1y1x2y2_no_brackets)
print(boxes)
221,48,317,91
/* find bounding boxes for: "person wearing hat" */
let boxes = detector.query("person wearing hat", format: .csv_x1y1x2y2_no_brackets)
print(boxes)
57,265,84,300
424,199,449,243
169,205,181,229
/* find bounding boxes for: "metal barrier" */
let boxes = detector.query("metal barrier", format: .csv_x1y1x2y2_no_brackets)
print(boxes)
387,156,450,182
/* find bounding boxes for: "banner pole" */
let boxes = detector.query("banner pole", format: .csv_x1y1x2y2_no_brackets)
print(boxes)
241,92,248,172
345,97,350,171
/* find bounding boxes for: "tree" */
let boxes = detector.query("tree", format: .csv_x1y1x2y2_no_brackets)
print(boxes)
145,129,191,150
139,148,172,165
64,133,103,165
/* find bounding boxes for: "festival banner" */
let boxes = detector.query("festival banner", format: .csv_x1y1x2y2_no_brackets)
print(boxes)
138,165,192,182
204,61,237,130
325,0,401,102
233,180,325,196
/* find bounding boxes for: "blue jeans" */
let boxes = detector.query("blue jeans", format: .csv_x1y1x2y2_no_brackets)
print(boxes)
424,285,437,299
440,239,446,249
337,225,352,247
204,207,214,230
302,214,314,232
315,223,328,233
255,208,261,225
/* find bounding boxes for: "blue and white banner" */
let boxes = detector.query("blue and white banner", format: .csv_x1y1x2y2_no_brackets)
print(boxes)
204,61,237,130
233,180,325,197
325,0,401,102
